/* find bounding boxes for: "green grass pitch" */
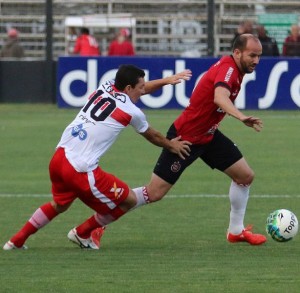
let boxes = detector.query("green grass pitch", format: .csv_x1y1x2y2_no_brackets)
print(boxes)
0,104,300,292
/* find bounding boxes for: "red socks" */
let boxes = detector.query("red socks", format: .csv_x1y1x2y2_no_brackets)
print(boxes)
76,215,101,239
10,202,58,247
76,207,126,239
10,201,128,247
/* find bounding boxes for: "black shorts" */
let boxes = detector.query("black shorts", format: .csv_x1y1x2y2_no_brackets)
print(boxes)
153,124,243,185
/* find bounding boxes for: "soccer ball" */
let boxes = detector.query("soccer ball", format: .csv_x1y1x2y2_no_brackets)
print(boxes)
266,209,298,242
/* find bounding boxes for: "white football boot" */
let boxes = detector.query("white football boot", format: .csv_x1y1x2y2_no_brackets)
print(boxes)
67,228,101,249
3,240,28,250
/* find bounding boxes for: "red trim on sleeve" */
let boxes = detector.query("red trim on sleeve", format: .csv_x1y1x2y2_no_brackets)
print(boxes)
111,108,132,126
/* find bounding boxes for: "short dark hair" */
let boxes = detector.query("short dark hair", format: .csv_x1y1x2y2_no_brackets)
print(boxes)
232,33,259,52
81,27,89,35
115,64,145,90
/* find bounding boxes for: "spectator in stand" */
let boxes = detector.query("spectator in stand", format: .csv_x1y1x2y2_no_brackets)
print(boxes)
108,28,135,56
231,20,254,48
0,28,25,58
72,27,100,56
256,25,279,57
282,24,300,56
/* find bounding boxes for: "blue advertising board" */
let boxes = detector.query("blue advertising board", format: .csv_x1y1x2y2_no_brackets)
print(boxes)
57,56,300,110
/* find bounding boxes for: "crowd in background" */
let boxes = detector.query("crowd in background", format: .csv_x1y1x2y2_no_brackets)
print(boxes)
70,27,135,57
1,22,300,58
232,20,300,57
0,26,135,59
70,22,300,58
0,28,25,58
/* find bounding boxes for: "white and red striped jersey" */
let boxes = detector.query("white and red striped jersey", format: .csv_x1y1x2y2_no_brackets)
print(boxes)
57,80,149,172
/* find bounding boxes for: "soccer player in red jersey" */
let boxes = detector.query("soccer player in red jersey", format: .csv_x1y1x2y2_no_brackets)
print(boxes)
135,34,267,245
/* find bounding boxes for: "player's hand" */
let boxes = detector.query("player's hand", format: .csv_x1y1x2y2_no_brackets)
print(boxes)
242,116,263,132
170,136,192,159
168,70,192,85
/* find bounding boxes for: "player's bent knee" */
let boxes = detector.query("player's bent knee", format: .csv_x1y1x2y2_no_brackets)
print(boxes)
51,201,71,213
235,170,255,186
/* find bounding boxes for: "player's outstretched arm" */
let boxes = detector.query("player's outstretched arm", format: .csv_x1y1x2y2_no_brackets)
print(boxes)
144,69,192,94
141,127,191,160
214,86,263,132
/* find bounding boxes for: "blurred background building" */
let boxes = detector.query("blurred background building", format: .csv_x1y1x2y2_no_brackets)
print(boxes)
1,0,300,60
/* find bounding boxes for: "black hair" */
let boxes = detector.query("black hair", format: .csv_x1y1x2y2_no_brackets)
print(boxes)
81,27,89,35
114,64,145,90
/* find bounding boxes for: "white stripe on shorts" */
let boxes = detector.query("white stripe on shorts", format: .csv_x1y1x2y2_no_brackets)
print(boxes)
87,171,116,209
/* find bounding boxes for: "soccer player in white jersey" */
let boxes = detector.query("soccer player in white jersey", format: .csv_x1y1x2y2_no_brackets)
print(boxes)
3,64,192,250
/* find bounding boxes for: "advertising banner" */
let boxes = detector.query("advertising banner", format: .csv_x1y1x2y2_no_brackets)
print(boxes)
57,56,300,110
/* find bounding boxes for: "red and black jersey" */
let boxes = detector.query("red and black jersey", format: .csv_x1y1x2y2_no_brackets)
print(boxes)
174,55,244,145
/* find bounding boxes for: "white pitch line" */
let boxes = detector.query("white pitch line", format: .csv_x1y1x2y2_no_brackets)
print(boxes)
167,194,300,198
0,194,300,198
147,113,300,120
0,194,52,198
